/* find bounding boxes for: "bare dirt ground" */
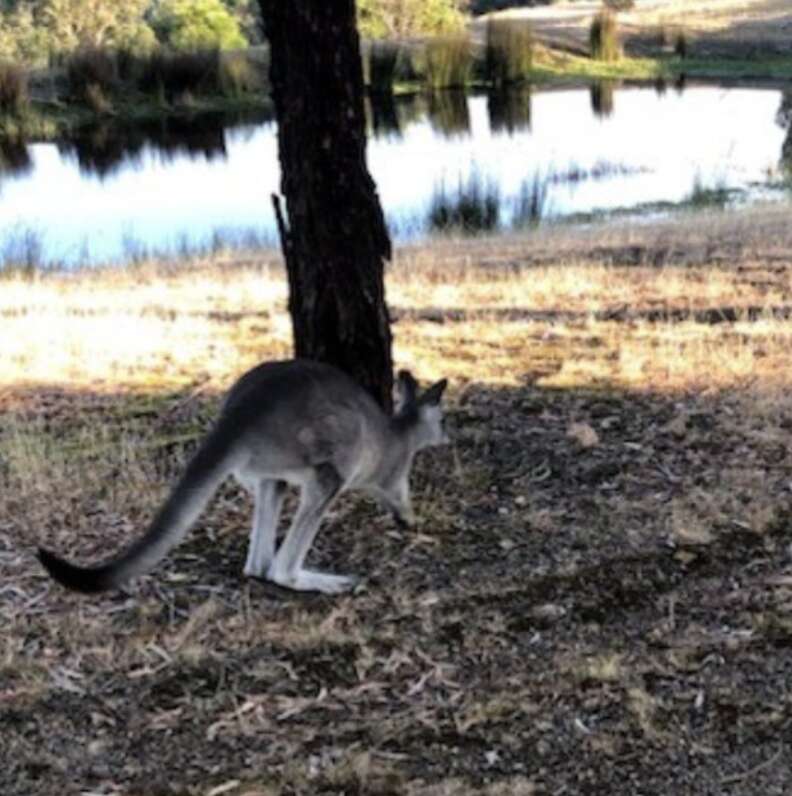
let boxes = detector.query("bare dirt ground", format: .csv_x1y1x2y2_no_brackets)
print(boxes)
478,0,792,57
3,205,792,794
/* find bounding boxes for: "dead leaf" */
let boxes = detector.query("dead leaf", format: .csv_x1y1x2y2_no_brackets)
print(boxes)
567,422,599,448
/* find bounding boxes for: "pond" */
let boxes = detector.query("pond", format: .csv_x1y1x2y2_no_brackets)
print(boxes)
1,81,790,267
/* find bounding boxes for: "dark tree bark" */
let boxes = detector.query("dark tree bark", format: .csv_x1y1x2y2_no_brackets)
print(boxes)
258,0,394,411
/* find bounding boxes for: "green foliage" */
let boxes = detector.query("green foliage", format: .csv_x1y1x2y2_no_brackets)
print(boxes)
0,0,251,65
590,10,621,63
484,18,534,86
0,4,52,64
0,0,155,65
39,0,154,56
151,0,247,51
357,0,465,40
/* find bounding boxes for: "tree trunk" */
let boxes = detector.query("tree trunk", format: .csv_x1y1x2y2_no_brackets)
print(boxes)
258,0,394,411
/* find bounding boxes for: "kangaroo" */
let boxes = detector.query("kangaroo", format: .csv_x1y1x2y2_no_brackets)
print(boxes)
38,360,448,595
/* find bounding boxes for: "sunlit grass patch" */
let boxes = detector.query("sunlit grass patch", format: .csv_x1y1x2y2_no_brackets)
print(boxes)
0,258,289,392
3,205,792,396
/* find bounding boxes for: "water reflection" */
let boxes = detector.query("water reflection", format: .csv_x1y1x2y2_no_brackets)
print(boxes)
368,92,401,139
590,80,615,119
0,139,32,178
1,83,790,266
427,90,471,138
58,108,272,179
487,86,532,134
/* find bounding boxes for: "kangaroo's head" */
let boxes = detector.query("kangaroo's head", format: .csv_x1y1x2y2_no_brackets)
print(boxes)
393,369,449,450
377,370,448,528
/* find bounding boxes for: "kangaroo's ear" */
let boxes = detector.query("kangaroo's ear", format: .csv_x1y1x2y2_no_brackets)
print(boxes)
394,369,419,412
419,378,448,407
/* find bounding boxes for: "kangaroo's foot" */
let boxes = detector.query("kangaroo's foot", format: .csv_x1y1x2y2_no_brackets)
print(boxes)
267,566,359,594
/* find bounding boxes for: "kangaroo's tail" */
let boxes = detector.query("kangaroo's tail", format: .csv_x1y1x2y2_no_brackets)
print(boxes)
38,424,239,594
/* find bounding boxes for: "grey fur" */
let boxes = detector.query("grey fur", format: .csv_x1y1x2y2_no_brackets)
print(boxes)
38,359,448,595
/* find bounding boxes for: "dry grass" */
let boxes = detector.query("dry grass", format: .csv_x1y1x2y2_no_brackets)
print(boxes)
3,203,792,794
3,204,792,395
481,0,792,58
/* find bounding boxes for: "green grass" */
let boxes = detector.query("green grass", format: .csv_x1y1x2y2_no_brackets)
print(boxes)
529,50,792,82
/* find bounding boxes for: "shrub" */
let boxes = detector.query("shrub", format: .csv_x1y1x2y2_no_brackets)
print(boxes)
484,18,534,87
604,0,635,10
0,62,28,113
151,0,247,51
590,10,621,62
422,36,472,90
39,0,155,60
220,50,260,97
674,29,689,58
0,5,52,66
137,48,224,100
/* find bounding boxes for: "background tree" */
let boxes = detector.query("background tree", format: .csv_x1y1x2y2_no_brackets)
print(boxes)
150,0,247,51
37,0,154,53
357,0,465,39
257,0,394,410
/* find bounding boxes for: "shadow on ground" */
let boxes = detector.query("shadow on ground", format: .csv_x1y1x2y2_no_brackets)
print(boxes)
2,377,792,794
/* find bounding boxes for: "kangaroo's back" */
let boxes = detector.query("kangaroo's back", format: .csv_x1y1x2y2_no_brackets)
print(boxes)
224,360,389,481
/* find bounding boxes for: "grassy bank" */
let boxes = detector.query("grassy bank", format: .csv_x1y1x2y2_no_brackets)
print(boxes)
529,48,792,83
1,46,272,141
4,29,792,143
3,204,792,794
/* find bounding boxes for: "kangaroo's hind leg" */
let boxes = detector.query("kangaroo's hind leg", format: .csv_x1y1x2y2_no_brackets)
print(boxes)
244,479,287,578
267,464,356,594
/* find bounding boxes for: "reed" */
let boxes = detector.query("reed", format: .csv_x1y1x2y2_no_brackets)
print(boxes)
484,19,534,87
136,48,224,100
512,173,550,227
366,40,401,94
428,171,500,233
427,89,470,138
590,10,621,63
422,36,472,90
